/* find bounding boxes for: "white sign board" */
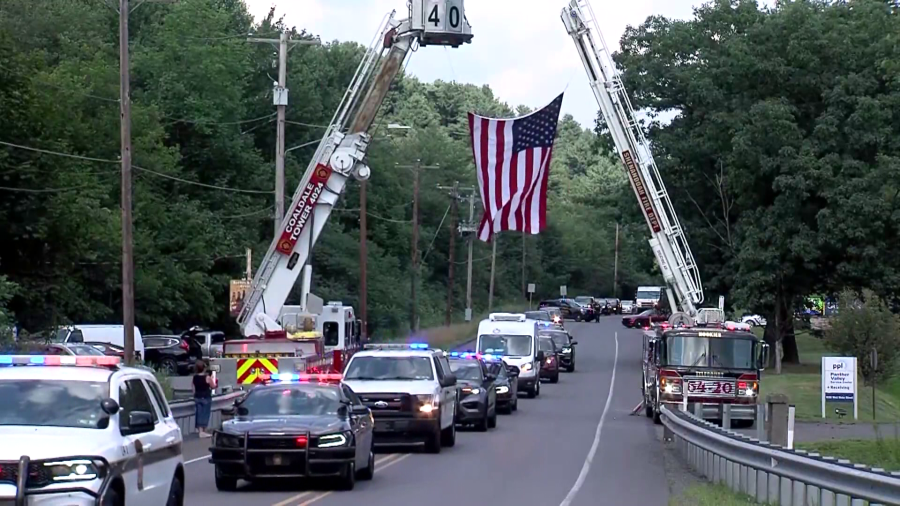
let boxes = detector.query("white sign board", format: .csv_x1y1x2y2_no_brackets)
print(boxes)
718,295,725,310
821,356,857,419
527,283,535,294
560,285,567,297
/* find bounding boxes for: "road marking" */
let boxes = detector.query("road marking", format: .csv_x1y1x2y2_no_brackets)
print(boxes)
185,454,208,465
271,454,404,506
558,331,618,506
294,454,413,506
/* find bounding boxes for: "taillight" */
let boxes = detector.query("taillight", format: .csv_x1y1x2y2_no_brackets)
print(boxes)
659,369,682,395
180,340,189,351
737,373,758,396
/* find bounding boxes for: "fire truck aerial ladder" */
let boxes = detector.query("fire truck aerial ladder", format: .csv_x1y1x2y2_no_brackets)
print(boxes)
561,0,703,326
238,1,473,339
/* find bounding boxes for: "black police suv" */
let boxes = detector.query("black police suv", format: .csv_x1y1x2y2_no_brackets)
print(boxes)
540,329,577,372
484,356,518,413
209,374,375,491
447,353,498,431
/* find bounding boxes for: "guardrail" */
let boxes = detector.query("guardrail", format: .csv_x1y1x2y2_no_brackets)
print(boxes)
661,405,900,505
168,390,245,436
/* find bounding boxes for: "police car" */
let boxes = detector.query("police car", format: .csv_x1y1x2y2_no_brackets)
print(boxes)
0,354,184,506
341,343,457,453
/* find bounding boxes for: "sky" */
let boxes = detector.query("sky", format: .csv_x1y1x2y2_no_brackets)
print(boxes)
241,0,766,129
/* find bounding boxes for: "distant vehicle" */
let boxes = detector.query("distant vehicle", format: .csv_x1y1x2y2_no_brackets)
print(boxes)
50,324,145,360
44,343,106,356
575,296,602,314
540,329,576,372
525,310,559,330
476,313,542,398
483,355,518,413
539,298,590,322
622,309,669,329
180,327,227,358
537,335,560,383
621,300,635,314
596,297,621,315
142,335,203,375
85,341,126,358
209,373,374,491
741,314,767,327
635,286,666,311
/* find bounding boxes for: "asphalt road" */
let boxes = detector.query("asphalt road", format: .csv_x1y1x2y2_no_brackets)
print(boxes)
182,317,670,506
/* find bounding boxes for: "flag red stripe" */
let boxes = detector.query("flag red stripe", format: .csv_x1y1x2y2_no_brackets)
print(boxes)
494,120,505,229
521,148,535,231
500,151,519,229
538,150,553,231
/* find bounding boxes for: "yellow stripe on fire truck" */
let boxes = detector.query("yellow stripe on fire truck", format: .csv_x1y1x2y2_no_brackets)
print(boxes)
236,357,279,384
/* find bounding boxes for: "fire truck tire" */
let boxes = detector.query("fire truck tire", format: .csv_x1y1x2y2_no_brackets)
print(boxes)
652,404,662,425
214,468,237,491
644,400,653,418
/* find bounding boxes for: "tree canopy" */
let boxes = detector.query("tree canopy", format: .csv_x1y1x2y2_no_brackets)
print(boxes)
0,0,654,338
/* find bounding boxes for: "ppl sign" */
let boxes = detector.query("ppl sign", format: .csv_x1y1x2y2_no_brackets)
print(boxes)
822,357,856,403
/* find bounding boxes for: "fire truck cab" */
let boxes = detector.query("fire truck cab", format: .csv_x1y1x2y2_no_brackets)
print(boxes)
318,301,362,352
642,325,769,426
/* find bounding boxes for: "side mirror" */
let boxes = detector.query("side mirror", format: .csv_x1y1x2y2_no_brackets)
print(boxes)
125,411,154,435
236,406,250,416
101,398,120,415
484,373,496,382
570,340,578,345
350,405,370,416
759,343,770,370
536,351,545,362
440,374,457,387
505,365,519,377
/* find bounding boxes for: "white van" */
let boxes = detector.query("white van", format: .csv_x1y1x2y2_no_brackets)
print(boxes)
475,313,542,398
53,324,145,358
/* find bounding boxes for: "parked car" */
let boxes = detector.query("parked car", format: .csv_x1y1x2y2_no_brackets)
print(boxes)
537,335,560,383
539,298,591,322
142,335,203,375
84,341,126,358
43,343,107,356
180,327,228,358
741,314,767,327
622,308,669,329
621,300,635,314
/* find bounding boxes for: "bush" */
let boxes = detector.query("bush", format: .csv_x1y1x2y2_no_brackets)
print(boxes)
824,289,900,385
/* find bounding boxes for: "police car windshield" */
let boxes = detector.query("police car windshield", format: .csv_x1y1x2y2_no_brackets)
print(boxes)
478,334,532,357
666,336,755,369
448,361,483,381
525,311,551,321
540,331,569,348
0,380,108,429
343,356,434,381
241,385,342,416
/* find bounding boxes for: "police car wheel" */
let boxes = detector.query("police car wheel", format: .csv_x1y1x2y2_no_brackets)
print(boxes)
214,468,238,491
339,462,356,490
512,397,518,411
357,450,375,480
101,488,123,506
488,410,497,429
165,475,183,506
425,421,442,453
475,409,489,432
441,418,456,447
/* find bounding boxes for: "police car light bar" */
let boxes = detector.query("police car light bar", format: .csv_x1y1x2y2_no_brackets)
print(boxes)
489,313,526,322
362,342,431,350
0,355,121,367
270,373,343,383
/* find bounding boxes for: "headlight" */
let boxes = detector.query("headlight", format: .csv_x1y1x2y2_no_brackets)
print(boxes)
461,387,481,395
42,458,105,482
520,362,533,372
317,432,351,448
215,432,243,448
415,393,439,413
496,385,509,394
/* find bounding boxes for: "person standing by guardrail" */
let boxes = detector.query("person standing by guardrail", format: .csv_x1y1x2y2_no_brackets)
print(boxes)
192,359,216,438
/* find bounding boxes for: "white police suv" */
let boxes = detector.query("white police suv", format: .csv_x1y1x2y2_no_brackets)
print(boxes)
341,343,458,453
0,354,184,505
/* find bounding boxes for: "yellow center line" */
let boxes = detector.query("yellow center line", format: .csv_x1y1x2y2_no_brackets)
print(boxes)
269,454,399,506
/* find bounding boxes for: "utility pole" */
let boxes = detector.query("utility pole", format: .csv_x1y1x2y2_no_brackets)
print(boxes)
488,237,498,312
460,190,478,322
521,233,526,298
613,222,620,298
359,181,368,340
119,0,134,366
411,160,420,332
247,32,321,236
437,182,470,326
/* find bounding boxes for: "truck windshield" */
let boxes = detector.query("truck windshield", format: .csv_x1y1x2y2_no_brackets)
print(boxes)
636,290,661,300
478,334,533,357
0,380,109,429
666,337,755,369
343,356,434,381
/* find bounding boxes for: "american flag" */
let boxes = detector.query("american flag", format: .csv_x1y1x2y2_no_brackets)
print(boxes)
468,93,564,242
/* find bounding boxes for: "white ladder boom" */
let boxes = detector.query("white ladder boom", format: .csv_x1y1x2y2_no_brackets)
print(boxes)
561,0,703,316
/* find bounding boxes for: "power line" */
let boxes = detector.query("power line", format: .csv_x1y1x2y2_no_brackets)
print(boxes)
0,183,100,193
0,140,274,194
163,112,276,126
332,208,411,223
284,120,330,128
219,206,273,219
421,203,452,262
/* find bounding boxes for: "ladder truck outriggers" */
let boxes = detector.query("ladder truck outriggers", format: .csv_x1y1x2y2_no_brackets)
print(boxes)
213,1,474,387
562,0,719,328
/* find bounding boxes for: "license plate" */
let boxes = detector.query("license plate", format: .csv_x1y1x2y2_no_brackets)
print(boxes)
266,454,285,466
685,379,735,397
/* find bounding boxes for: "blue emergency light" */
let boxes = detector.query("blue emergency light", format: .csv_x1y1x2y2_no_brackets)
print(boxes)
450,351,460,357
409,343,429,349
269,373,343,383
0,355,120,367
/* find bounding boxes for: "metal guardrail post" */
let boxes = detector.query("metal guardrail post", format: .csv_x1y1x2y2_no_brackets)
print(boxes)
693,401,703,418
756,403,766,442
722,403,731,430
766,393,789,447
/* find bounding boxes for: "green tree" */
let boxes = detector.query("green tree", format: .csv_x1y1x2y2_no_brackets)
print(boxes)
825,289,900,385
